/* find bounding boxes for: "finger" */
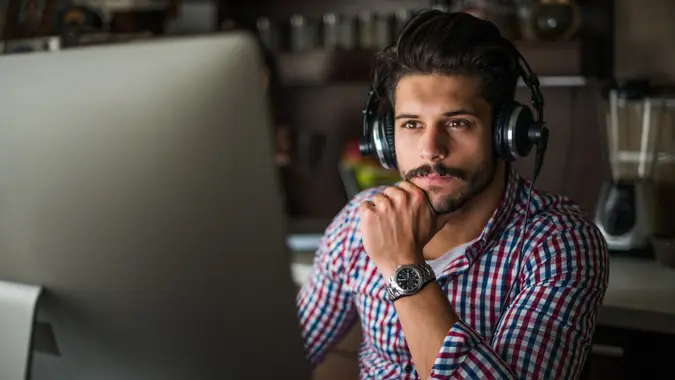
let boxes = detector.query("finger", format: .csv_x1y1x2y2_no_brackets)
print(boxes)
371,194,392,212
398,181,426,206
358,200,375,218
383,186,407,205
398,180,424,194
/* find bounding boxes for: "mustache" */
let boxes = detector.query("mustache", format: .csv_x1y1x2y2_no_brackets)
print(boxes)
403,164,467,181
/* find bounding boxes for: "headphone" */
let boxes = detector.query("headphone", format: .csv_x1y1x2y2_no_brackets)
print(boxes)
358,41,549,181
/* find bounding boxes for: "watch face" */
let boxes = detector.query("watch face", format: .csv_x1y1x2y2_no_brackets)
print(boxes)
395,267,421,292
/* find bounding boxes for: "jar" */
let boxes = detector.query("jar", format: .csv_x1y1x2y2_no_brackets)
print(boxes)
531,0,581,41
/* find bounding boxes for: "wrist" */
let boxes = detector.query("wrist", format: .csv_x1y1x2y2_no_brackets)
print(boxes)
384,261,437,303
379,254,425,280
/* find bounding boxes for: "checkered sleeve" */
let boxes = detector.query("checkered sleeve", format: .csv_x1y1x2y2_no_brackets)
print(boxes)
295,199,362,366
429,222,609,379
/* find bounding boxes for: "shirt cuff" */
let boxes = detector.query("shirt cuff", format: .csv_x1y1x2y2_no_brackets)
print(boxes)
430,320,484,377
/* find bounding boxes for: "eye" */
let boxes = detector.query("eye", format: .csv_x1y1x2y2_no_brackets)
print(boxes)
448,119,471,129
401,120,421,129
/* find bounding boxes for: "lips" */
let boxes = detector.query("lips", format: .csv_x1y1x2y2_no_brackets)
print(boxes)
403,164,467,183
414,176,455,185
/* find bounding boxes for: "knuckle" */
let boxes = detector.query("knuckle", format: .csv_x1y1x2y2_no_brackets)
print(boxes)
402,183,417,195
359,205,373,219
370,195,388,209
385,187,405,204
406,189,425,207
410,189,423,202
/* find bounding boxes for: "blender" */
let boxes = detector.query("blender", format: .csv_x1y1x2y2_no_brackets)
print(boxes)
594,80,675,252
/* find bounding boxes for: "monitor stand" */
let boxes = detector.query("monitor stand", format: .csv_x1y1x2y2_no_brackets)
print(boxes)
0,280,42,380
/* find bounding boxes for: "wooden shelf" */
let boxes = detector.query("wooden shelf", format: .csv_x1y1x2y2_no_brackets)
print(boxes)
278,49,375,85
524,76,587,87
277,40,589,86
104,0,168,12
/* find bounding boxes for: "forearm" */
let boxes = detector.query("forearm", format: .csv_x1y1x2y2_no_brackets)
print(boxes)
394,281,517,379
394,282,459,378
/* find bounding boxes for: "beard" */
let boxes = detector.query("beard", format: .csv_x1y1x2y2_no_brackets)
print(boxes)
402,157,497,215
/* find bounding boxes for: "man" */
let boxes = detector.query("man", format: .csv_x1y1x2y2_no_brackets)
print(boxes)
297,10,608,380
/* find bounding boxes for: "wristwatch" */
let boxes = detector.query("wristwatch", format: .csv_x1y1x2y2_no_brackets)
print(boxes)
385,263,436,302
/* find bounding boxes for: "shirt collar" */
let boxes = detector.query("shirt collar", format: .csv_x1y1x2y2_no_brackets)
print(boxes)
463,164,521,264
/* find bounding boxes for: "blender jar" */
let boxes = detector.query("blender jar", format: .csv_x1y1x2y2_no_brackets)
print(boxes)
605,80,665,181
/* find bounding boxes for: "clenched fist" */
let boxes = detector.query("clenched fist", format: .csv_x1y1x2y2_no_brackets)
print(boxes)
358,181,440,279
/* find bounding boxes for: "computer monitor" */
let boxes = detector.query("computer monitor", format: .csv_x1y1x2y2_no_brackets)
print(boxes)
0,32,310,380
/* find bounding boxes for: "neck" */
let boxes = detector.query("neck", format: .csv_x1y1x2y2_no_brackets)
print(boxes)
422,162,508,260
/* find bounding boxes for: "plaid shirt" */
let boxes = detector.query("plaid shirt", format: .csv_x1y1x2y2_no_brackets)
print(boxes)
297,165,609,379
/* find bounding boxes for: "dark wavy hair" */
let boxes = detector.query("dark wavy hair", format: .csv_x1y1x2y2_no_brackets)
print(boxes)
375,10,520,113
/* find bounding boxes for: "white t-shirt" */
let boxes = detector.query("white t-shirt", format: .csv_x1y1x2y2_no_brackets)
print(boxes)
426,239,478,278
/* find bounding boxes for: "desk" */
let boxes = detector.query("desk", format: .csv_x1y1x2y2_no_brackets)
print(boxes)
597,256,675,335
288,235,675,335
287,234,321,286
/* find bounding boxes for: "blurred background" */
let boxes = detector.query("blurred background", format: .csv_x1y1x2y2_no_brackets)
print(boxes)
1,1,675,379
2,0,673,236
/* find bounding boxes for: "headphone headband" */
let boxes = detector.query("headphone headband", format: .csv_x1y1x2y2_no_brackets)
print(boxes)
511,45,544,124
506,41,549,180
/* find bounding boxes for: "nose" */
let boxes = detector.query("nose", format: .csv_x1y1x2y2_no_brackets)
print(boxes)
418,126,448,162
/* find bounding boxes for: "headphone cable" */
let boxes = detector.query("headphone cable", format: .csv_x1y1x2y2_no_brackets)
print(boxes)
495,128,548,333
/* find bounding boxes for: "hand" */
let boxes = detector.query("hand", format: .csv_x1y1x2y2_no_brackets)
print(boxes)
358,181,439,279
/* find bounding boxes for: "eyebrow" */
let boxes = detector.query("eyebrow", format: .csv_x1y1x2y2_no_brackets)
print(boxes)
394,110,479,120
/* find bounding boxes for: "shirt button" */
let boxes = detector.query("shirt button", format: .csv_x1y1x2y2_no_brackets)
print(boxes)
405,364,413,372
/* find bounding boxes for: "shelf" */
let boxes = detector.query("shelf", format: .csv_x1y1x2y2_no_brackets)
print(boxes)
277,40,588,87
104,0,168,11
524,76,587,87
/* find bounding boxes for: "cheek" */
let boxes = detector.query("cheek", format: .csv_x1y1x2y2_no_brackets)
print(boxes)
464,140,491,168
394,135,418,165
480,130,495,160
468,134,490,154
463,125,493,158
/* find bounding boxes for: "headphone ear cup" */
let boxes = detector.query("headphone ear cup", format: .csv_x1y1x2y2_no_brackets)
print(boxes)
380,111,397,169
493,103,511,161
493,101,535,162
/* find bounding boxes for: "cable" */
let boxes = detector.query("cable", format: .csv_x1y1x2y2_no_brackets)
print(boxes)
502,41,550,318
496,127,549,331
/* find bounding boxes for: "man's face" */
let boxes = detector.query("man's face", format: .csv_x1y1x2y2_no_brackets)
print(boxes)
394,74,497,215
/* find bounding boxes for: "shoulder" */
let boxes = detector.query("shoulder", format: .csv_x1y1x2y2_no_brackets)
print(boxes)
531,187,604,245
516,180,609,283
509,174,600,239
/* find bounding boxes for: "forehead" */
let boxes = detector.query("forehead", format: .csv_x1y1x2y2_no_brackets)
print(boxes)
394,74,484,112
